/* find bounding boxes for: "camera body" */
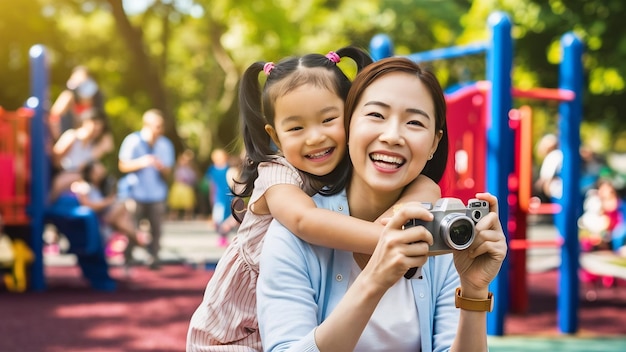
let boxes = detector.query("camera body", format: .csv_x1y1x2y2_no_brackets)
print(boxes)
404,198,490,256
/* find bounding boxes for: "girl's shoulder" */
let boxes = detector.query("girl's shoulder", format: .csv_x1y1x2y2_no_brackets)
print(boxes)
258,157,301,178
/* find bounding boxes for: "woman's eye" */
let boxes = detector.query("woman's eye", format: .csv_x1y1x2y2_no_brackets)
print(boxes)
367,112,384,119
407,120,425,127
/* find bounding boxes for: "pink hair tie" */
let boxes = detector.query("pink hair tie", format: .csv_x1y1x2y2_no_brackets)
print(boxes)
263,62,275,75
326,51,341,64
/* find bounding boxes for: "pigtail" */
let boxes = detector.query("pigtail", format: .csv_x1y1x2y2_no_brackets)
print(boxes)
235,62,274,198
336,46,374,72
317,46,372,196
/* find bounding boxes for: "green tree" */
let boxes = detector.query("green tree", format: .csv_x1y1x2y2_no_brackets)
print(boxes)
2,0,626,166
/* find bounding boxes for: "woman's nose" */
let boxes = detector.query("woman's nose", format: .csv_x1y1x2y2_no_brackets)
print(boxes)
378,120,404,146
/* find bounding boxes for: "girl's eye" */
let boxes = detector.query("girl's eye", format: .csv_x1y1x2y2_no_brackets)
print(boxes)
287,126,303,132
322,117,338,124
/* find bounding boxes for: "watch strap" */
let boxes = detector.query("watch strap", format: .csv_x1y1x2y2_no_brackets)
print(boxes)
455,287,493,312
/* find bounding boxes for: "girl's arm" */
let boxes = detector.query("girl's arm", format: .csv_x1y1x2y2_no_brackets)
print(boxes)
386,174,440,217
264,175,439,254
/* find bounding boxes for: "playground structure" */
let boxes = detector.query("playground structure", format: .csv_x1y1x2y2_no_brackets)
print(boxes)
0,45,116,292
369,11,583,335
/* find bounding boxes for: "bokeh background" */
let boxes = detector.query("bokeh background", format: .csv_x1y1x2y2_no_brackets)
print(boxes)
1,0,625,170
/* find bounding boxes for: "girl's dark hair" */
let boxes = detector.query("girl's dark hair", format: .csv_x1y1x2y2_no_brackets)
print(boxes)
337,57,449,190
235,46,373,198
81,160,116,196
81,160,97,186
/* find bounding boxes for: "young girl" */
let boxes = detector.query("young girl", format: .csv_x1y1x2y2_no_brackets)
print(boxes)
186,48,440,351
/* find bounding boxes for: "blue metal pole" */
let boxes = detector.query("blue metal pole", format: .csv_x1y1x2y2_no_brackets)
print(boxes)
556,32,584,334
27,44,49,291
406,42,488,63
485,11,513,336
369,33,394,61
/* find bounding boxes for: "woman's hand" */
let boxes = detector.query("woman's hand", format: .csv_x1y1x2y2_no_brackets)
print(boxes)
360,202,435,290
453,193,507,294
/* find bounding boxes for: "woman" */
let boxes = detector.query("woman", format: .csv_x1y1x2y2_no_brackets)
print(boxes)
257,57,507,351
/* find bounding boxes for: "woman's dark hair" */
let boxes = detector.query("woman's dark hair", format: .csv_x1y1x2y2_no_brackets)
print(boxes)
338,57,449,189
235,46,373,199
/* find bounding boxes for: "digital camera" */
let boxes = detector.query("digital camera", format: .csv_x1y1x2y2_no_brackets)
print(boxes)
404,198,490,255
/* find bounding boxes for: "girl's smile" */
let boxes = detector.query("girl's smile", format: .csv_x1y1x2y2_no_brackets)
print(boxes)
269,84,346,177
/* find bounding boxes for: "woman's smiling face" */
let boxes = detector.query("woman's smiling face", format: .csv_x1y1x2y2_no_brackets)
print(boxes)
348,71,442,195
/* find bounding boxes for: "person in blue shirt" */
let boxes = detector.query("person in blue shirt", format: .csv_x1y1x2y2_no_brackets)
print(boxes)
118,109,175,270
205,148,234,247
257,57,507,351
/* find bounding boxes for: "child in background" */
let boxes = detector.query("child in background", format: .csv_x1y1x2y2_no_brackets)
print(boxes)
187,48,441,351
205,148,234,247
167,149,198,220
72,161,141,264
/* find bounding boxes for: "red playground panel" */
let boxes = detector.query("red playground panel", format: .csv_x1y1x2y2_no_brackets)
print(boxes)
0,107,33,225
440,83,488,201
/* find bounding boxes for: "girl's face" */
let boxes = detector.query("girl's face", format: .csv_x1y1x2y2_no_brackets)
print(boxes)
267,84,346,177
348,72,442,194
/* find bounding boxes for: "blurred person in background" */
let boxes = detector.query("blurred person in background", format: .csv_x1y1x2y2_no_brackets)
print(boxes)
71,160,142,265
49,107,114,202
205,148,234,247
49,66,105,141
118,109,175,270
168,149,198,220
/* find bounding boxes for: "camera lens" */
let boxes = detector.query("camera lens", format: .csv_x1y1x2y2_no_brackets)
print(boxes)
440,214,475,250
449,219,473,246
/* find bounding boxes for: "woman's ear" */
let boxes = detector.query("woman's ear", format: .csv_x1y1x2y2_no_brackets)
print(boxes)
264,124,281,150
430,129,443,157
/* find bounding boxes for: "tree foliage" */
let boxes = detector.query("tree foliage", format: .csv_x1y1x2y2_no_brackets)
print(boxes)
1,0,625,170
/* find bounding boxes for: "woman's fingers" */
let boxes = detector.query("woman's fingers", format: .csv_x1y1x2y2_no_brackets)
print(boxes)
468,229,507,260
474,192,499,214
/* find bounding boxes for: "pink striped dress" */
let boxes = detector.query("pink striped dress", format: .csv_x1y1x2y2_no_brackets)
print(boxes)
187,157,315,351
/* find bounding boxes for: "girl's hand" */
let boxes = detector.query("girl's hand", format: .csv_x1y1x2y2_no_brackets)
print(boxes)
361,202,434,290
453,193,507,293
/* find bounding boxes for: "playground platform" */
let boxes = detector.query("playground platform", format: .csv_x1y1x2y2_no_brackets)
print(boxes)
2,220,626,351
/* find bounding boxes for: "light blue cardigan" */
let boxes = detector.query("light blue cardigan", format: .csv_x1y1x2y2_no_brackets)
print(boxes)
257,190,461,352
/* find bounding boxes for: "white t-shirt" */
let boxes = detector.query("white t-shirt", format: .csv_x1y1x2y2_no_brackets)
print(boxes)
350,259,421,351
